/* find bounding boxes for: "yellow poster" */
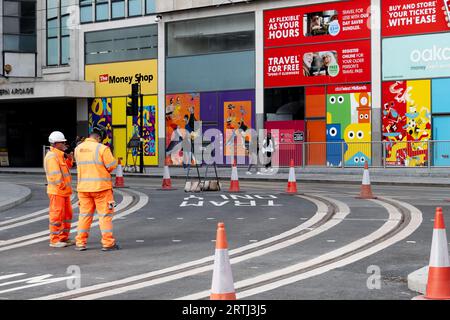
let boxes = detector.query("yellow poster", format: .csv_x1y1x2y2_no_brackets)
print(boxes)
85,59,157,97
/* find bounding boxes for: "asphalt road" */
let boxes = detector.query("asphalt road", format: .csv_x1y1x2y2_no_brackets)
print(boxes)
0,173,448,300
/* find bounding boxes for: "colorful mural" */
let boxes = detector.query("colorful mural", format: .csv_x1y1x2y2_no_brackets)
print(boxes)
130,105,156,157
382,80,431,167
88,98,113,147
165,93,201,165
326,85,372,167
223,101,252,157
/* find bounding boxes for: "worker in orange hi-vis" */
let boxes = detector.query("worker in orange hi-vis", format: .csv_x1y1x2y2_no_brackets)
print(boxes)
74,125,119,252
44,131,75,248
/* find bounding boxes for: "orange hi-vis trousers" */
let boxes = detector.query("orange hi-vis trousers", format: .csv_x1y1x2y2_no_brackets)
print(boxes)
49,195,73,244
76,189,115,248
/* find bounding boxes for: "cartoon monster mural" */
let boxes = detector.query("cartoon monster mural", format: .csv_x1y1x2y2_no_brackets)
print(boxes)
327,88,371,167
326,94,351,139
343,123,371,166
326,124,345,166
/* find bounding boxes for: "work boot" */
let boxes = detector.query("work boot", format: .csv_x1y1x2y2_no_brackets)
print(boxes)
101,243,120,251
63,239,76,246
75,245,87,251
49,242,67,248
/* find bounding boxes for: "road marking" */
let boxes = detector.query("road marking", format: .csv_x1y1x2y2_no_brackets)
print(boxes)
0,274,75,295
237,218,245,220
249,240,258,243
268,218,277,220
33,194,349,300
406,241,416,244
0,273,26,281
176,217,184,220
172,240,182,243
147,217,155,220
0,190,147,252
0,194,77,230
326,240,336,243
207,218,215,220
136,240,144,243
178,197,422,300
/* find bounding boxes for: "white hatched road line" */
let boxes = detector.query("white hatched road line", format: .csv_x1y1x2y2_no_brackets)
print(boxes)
0,194,77,227
0,274,75,295
0,273,26,281
0,190,130,247
0,202,79,232
32,194,349,300
0,190,147,252
177,197,422,300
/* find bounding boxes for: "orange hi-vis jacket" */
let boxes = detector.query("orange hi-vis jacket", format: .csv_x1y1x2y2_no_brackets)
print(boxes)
44,147,73,197
74,138,118,192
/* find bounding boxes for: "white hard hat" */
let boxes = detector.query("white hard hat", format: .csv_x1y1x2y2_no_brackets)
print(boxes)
48,131,67,144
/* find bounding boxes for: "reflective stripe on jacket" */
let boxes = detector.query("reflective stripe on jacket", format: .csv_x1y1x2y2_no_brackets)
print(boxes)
44,147,73,196
74,138,118,192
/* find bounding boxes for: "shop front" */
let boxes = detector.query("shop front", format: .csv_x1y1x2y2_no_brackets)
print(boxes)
263,0,373,167
0,80,93,167
85,59,159,166
381,0,450,167
164,13,256,166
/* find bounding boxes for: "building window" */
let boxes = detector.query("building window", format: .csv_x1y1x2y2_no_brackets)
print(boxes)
128,0,141,17
47,0,58,65
85,25,157,64
3,0,37,52
46,0,70,66
167,13,255,57
80,0,93,23
145,0,155,14
111,0,125,19
96,0,109,21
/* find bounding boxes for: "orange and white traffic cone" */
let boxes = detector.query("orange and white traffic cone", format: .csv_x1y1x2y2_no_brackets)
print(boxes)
210,222,236,300
414,207,450,300
228,160,241,192
286,159,298,194
356,161,376,199
158,159,177,191
114,158,126,188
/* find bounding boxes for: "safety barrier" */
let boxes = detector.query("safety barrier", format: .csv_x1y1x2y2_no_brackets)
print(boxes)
274,140,450,168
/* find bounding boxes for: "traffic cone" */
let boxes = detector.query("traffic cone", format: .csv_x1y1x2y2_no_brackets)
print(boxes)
414,208,450,300
286,159,298,194
114,158,126,188
228,160,240,192
356,161,376,199
159,159,176,191
210,222,236,300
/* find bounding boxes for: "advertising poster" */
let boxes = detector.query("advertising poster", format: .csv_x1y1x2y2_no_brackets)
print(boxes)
165,93,201,165
223,101,252,157
88,98,113,148
264,0,371,47
265,39,371,87
326,84,372,167
382,33,450,81
382,80,431,167
382,0,450,37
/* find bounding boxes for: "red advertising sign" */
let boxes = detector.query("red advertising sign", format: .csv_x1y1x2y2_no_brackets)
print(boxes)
264,0,371,48
382,0,450,37
265,40,371,88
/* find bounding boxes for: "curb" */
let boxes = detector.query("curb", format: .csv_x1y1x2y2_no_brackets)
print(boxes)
1,170,450,187
0,184,32,212
407,266,428,295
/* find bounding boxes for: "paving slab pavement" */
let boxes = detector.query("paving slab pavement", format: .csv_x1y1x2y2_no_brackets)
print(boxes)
0,182,32,212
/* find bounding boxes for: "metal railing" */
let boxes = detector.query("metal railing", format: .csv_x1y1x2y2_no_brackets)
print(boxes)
273,140,450,168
